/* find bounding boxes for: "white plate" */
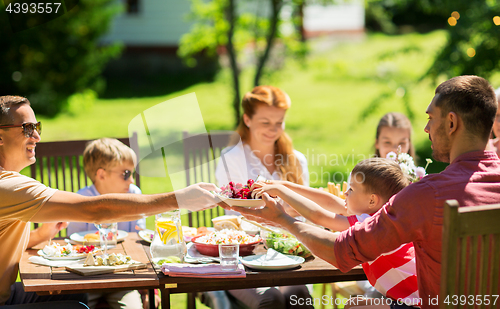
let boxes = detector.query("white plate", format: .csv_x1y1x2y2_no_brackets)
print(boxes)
240,254,304,270
214,192,265,208
69,230,129,244
37,249,86,260
138,229,154,243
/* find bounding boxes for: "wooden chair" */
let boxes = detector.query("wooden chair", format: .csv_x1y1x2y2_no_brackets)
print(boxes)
440,199,500,309
29,133,140,236
182,130,234,227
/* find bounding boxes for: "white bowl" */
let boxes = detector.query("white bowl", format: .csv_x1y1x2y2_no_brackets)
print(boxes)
215,192,265,208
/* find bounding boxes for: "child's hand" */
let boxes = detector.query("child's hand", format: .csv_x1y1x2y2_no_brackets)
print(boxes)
251,183,284,199
250,180,286,191
38,222,69,240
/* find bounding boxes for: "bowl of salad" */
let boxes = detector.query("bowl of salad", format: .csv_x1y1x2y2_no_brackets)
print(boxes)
260,229,312,258
191,229,261,257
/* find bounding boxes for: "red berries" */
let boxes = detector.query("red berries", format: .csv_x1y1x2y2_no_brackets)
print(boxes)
77,245,95,254
220,179,259,199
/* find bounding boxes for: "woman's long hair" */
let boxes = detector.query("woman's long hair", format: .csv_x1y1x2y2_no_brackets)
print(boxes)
232,85,304,185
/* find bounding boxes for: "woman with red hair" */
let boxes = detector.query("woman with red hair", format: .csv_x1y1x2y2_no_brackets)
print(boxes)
216,85,309,188
214,86,312,309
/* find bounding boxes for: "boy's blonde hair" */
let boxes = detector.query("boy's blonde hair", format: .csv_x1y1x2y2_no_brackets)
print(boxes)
351,157,410,201
83,138,137,183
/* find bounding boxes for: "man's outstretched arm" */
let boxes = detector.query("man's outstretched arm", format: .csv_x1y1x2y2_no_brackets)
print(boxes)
31,183,220,224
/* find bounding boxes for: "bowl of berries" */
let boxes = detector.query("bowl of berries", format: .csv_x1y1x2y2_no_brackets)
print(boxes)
215,179,265,208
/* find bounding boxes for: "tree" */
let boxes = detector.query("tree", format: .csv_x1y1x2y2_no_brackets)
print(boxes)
360,0,500,125
365,0,500,80
178,0,311,126
0,0,123,115
423,0,500,81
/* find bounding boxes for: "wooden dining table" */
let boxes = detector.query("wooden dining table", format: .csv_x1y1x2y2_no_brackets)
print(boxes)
19,233,159,308
19,232,367,309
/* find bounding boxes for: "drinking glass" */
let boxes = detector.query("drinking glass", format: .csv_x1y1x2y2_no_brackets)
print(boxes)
94,222,118,256
219,244,239,271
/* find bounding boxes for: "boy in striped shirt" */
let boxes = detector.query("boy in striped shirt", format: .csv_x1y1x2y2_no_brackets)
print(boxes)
252,157,420,308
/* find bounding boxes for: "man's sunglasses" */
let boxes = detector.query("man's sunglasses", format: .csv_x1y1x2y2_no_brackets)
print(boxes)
0,122,41,138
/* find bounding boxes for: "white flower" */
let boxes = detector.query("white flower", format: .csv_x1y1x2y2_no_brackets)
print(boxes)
424,158,433,170
386,152,397,161
398,153,414,165
389,147,430,183
415,167,426,178
399,163,410,175
408,167,416,176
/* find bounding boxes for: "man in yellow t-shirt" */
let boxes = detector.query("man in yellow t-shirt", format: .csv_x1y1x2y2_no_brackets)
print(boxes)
0,172,88,305
0,96,220,306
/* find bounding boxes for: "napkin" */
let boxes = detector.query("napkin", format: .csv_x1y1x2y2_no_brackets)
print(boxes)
161,263,246,278
28,256,82,267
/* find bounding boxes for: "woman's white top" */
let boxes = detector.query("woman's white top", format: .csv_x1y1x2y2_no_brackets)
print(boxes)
215,142,309,187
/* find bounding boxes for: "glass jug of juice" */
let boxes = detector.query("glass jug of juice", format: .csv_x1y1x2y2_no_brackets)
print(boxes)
150,210,187,262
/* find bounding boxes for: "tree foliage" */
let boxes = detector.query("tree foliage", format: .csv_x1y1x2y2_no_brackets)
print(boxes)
361,0,500,128
366,0,500,81
178,0,312,126
423,0,500,81
0,0,123,116
365,0,445,34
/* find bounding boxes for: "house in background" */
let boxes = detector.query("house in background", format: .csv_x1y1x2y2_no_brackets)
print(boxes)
303,0,365,38
101,0,365,75
101,0,195,75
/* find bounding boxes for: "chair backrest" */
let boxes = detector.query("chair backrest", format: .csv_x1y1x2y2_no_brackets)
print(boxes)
440,199,500,308
30,133,140,191
182,131,234,227
30,133,140,235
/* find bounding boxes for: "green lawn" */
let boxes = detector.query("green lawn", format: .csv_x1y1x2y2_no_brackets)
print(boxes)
23,30,500,308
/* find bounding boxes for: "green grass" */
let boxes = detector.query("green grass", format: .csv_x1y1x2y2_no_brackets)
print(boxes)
24,30,496,308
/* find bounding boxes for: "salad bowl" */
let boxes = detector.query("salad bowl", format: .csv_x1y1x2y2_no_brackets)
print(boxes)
191,235,261,257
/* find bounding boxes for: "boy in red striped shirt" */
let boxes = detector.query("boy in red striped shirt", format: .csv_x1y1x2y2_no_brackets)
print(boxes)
252,157,420,308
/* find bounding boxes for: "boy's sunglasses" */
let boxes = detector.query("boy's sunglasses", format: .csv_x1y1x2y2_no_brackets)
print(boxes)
0,122,41,138
121,170,135,181
106,169,135,181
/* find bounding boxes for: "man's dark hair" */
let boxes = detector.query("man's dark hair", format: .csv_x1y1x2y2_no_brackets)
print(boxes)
0,96,30,126
435,76,497,141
